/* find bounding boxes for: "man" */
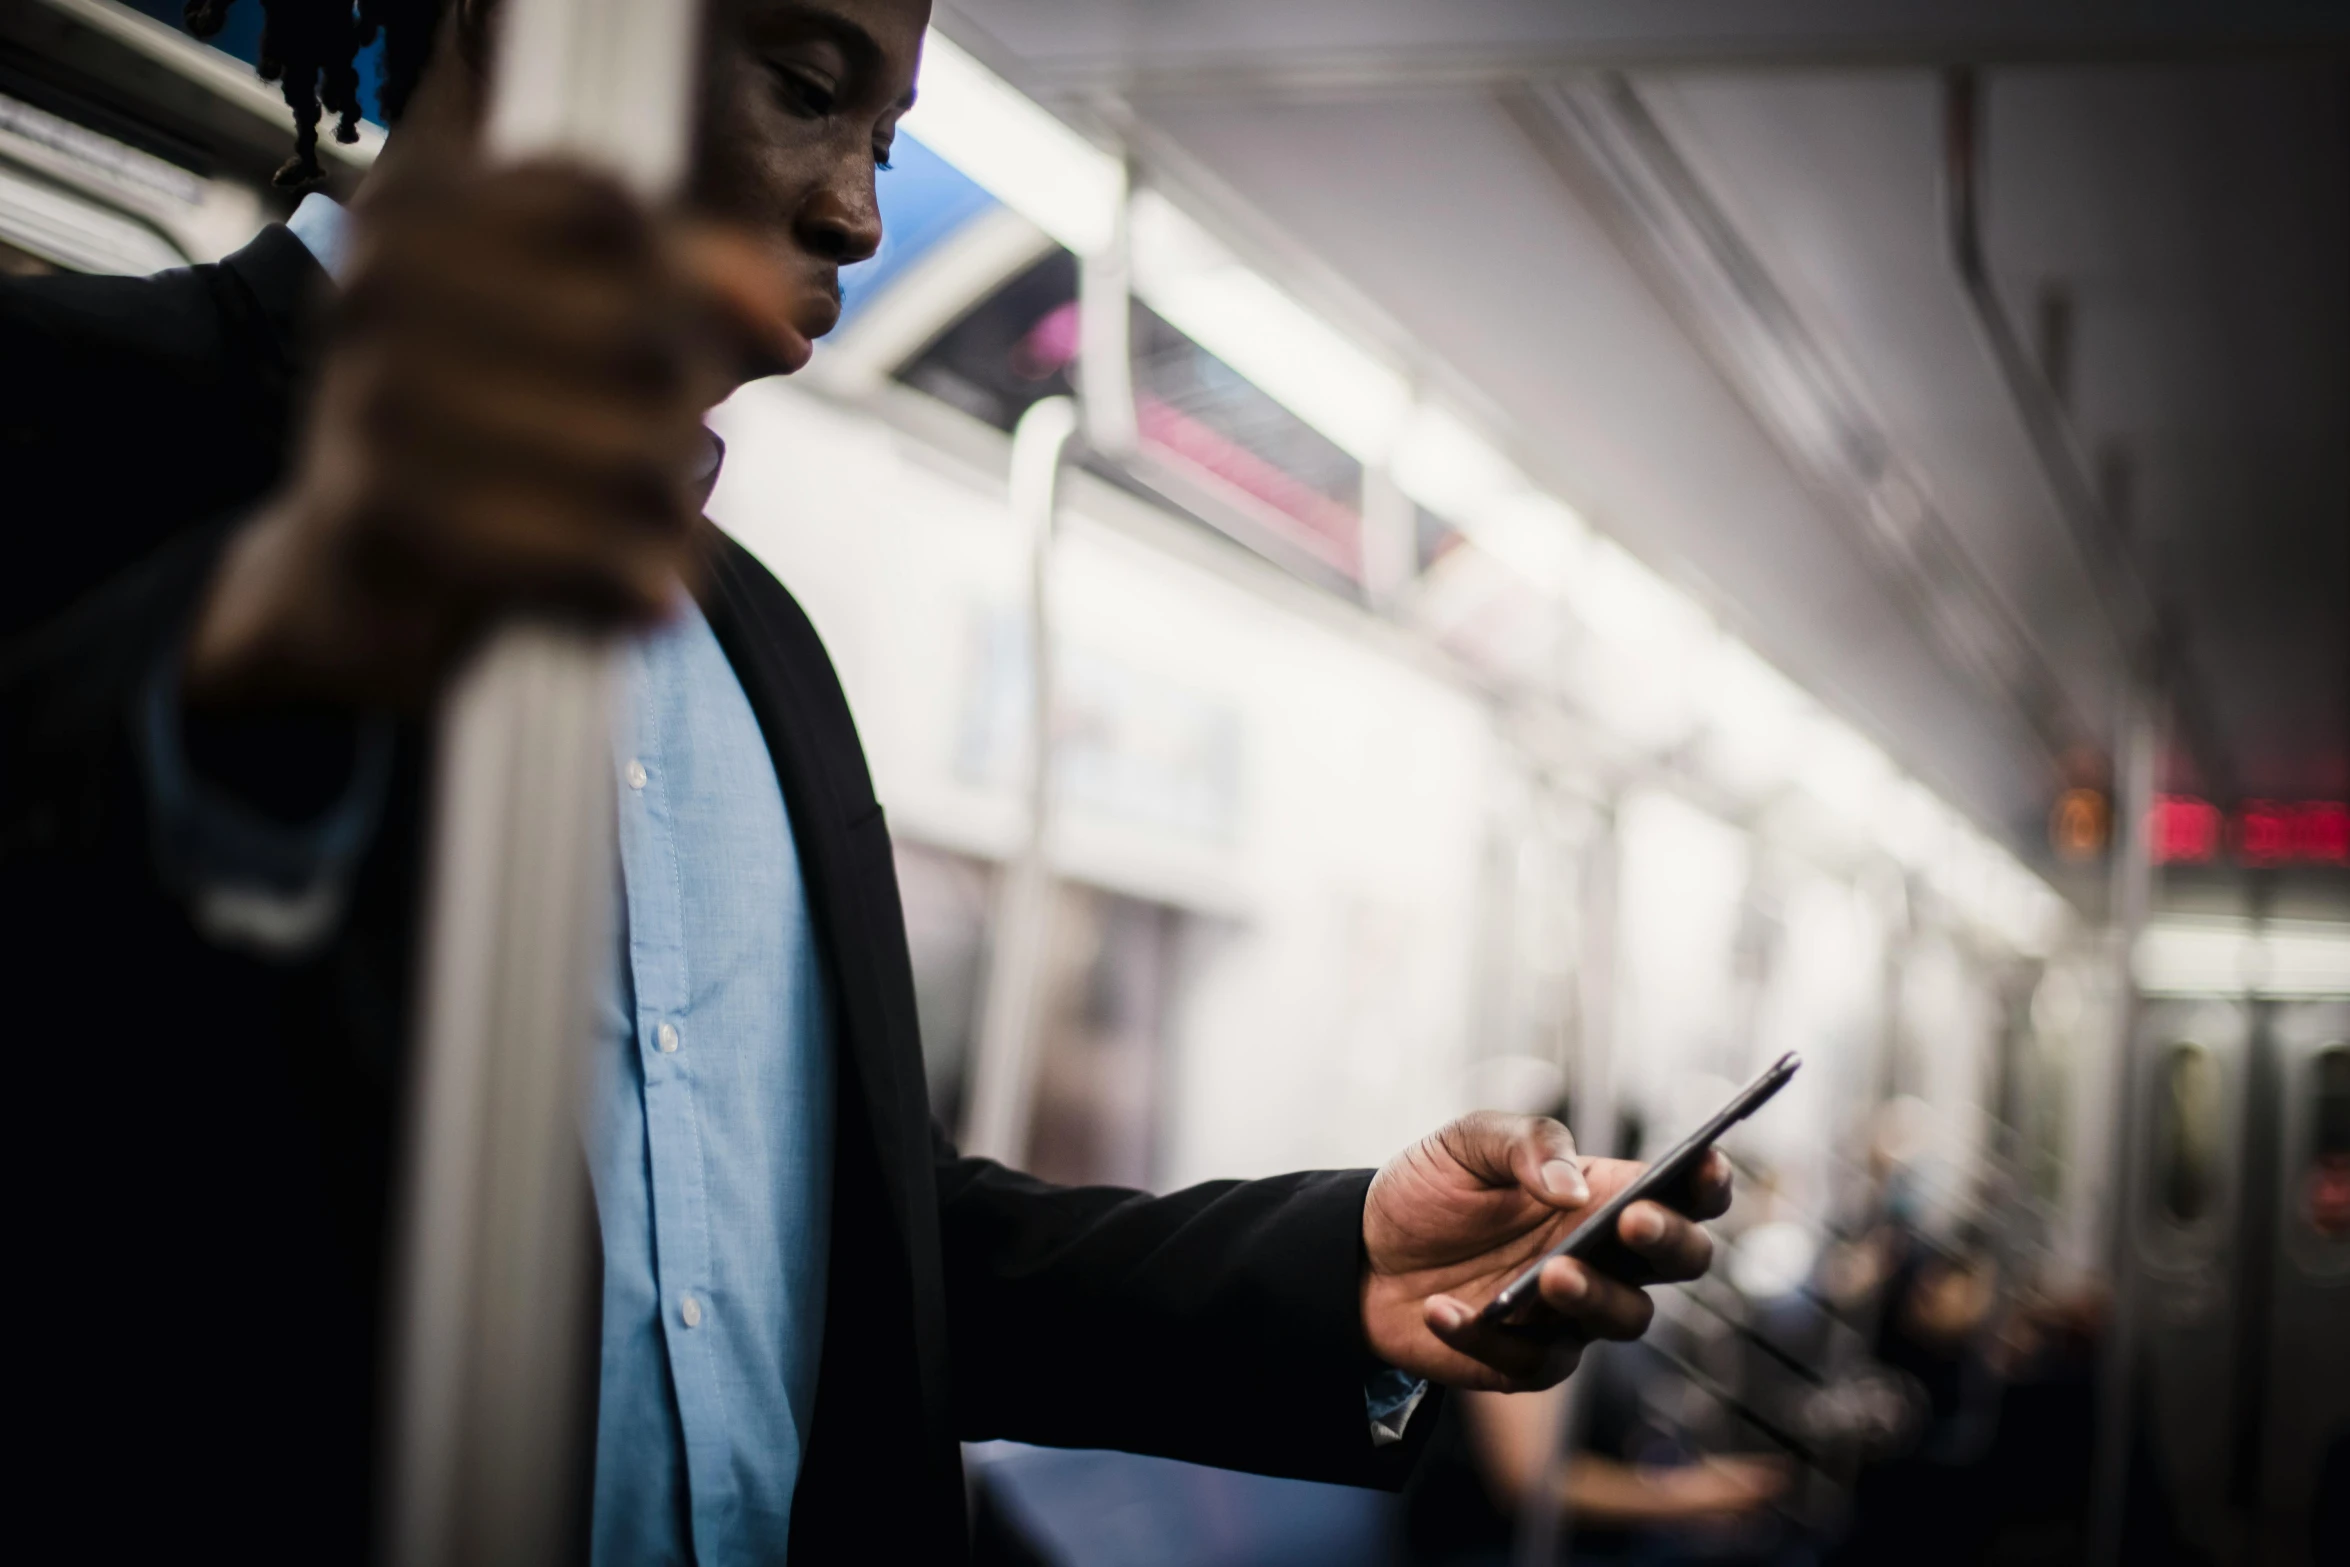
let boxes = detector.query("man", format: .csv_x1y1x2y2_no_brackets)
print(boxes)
0,0,1729,1560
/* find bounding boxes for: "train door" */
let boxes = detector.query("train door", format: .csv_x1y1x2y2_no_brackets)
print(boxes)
2125,998,2252,1560
2253,1001,2349,1565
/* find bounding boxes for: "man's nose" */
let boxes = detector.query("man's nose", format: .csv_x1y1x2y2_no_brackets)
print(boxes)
793,181,882,267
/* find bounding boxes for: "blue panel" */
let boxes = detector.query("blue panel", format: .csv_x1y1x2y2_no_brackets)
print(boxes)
840,132,1002,326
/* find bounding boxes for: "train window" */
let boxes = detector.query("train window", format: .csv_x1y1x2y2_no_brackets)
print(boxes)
2151,1042,2222,1226
2307,1046,2350,1240
894,248,1079,433
1126,300,1368,587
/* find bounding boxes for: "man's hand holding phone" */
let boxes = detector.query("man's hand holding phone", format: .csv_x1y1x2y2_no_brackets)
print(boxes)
1360,1114,1731,1393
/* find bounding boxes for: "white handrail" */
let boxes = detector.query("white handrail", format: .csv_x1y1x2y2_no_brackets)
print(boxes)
385,2,704,1562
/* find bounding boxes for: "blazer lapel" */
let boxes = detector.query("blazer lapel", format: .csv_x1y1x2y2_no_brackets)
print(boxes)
697,535,926,1257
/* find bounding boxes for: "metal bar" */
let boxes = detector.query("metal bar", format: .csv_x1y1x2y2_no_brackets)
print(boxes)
1511,78,2091,786
1510,804,1624,1567
964,395,1082,1162
2086,688,2157,1567
384,2,705,1562
1940,69,2234,802
1633,1336,1821,1469
1671,1283,1829,1388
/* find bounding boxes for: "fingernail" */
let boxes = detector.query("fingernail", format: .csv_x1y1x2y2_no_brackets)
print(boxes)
1551,1261,1588,1302
1626,1206,1661,1244
1433,1299,1468,1332
1542,1159,1589,1204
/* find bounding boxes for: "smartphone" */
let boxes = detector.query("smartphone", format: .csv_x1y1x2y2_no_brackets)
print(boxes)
1479,1050,1801,1323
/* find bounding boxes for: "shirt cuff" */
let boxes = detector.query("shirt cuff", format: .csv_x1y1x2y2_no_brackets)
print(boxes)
1365,1366,1431,1448
138,652,393,954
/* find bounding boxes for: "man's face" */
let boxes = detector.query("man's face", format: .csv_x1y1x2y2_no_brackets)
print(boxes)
691,0,930,364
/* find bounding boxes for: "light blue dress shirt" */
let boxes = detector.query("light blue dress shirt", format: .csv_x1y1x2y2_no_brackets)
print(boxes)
589,599,834,1567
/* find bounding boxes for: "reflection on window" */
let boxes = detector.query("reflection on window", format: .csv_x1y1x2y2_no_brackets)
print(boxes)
1023,884,1182,1191
2153,1042,2222,1226
893,840,997,1134
895,250,1078,432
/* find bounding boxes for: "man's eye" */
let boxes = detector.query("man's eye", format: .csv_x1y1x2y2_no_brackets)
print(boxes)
769,65,836,118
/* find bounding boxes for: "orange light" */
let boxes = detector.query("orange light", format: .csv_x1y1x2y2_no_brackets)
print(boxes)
2049,787,2108,862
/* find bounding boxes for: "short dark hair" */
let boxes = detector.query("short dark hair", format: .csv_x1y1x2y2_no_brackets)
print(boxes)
184,1,449,190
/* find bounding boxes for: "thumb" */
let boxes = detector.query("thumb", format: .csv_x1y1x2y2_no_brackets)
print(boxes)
1444,1111,1589,1209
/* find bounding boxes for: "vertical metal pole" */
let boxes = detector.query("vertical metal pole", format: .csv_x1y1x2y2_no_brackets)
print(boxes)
964,396,1082,1163
2087,686,2157,1567
385,2,704,1563
1514,799,1622,1567
1359,463,1416,613
1077,175,1136,461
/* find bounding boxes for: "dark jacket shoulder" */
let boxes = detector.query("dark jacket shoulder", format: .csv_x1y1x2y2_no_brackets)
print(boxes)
1,226,320,638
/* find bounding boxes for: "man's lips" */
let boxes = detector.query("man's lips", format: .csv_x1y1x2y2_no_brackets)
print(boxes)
767,290,837,376
771,319,816,375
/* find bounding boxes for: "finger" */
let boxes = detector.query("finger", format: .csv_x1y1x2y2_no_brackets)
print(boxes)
1425,1295,1584,1392
1617,1200,1716,1283
354,353,700,485
342,259,707,406
367,160,659,271
1686,1148,1734,1219
354,477,682,623
1536,1256,1655,1342
1439,1111,1587,1207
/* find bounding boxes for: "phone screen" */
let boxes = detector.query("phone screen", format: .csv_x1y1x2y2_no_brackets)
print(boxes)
1480,1051,1801,1323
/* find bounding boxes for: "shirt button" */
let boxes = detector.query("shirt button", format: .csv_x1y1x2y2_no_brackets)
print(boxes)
657,1022,680,1054
679,1294,703,1329
625,758,648,790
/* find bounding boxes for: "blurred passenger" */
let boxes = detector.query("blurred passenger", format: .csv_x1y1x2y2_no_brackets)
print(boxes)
1824,1215,2103,1564
0,0,1736,1561
1402,1346,1797,1566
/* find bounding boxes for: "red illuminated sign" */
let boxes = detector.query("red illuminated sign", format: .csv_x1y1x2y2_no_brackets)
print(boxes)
2151,795,2222,863
2150,796,2350,867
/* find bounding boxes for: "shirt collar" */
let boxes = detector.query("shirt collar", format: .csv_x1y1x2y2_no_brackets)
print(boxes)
284,191,353,285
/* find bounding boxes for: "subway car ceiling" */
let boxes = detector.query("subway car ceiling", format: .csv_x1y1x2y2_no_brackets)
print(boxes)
933,0,2350,914
5,0,2345,940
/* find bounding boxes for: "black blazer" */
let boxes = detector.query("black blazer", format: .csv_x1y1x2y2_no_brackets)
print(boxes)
0,227,1432,1562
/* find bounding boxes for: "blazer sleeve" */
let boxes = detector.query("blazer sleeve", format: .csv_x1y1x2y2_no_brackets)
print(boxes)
931,1128,1440,1489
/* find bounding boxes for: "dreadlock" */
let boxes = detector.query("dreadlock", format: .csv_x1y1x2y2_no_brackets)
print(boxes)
184,0,451,190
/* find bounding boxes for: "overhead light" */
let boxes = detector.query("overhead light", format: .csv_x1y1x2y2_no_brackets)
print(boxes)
1697,639,1814,799
1878,779,1955,872
1128,190,1411,462
1464,490,1587,593
900,32,1123,255
1558,538,1719,750
1391,403,1530,523
1795,719,1892,828
2136,915,2350,999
